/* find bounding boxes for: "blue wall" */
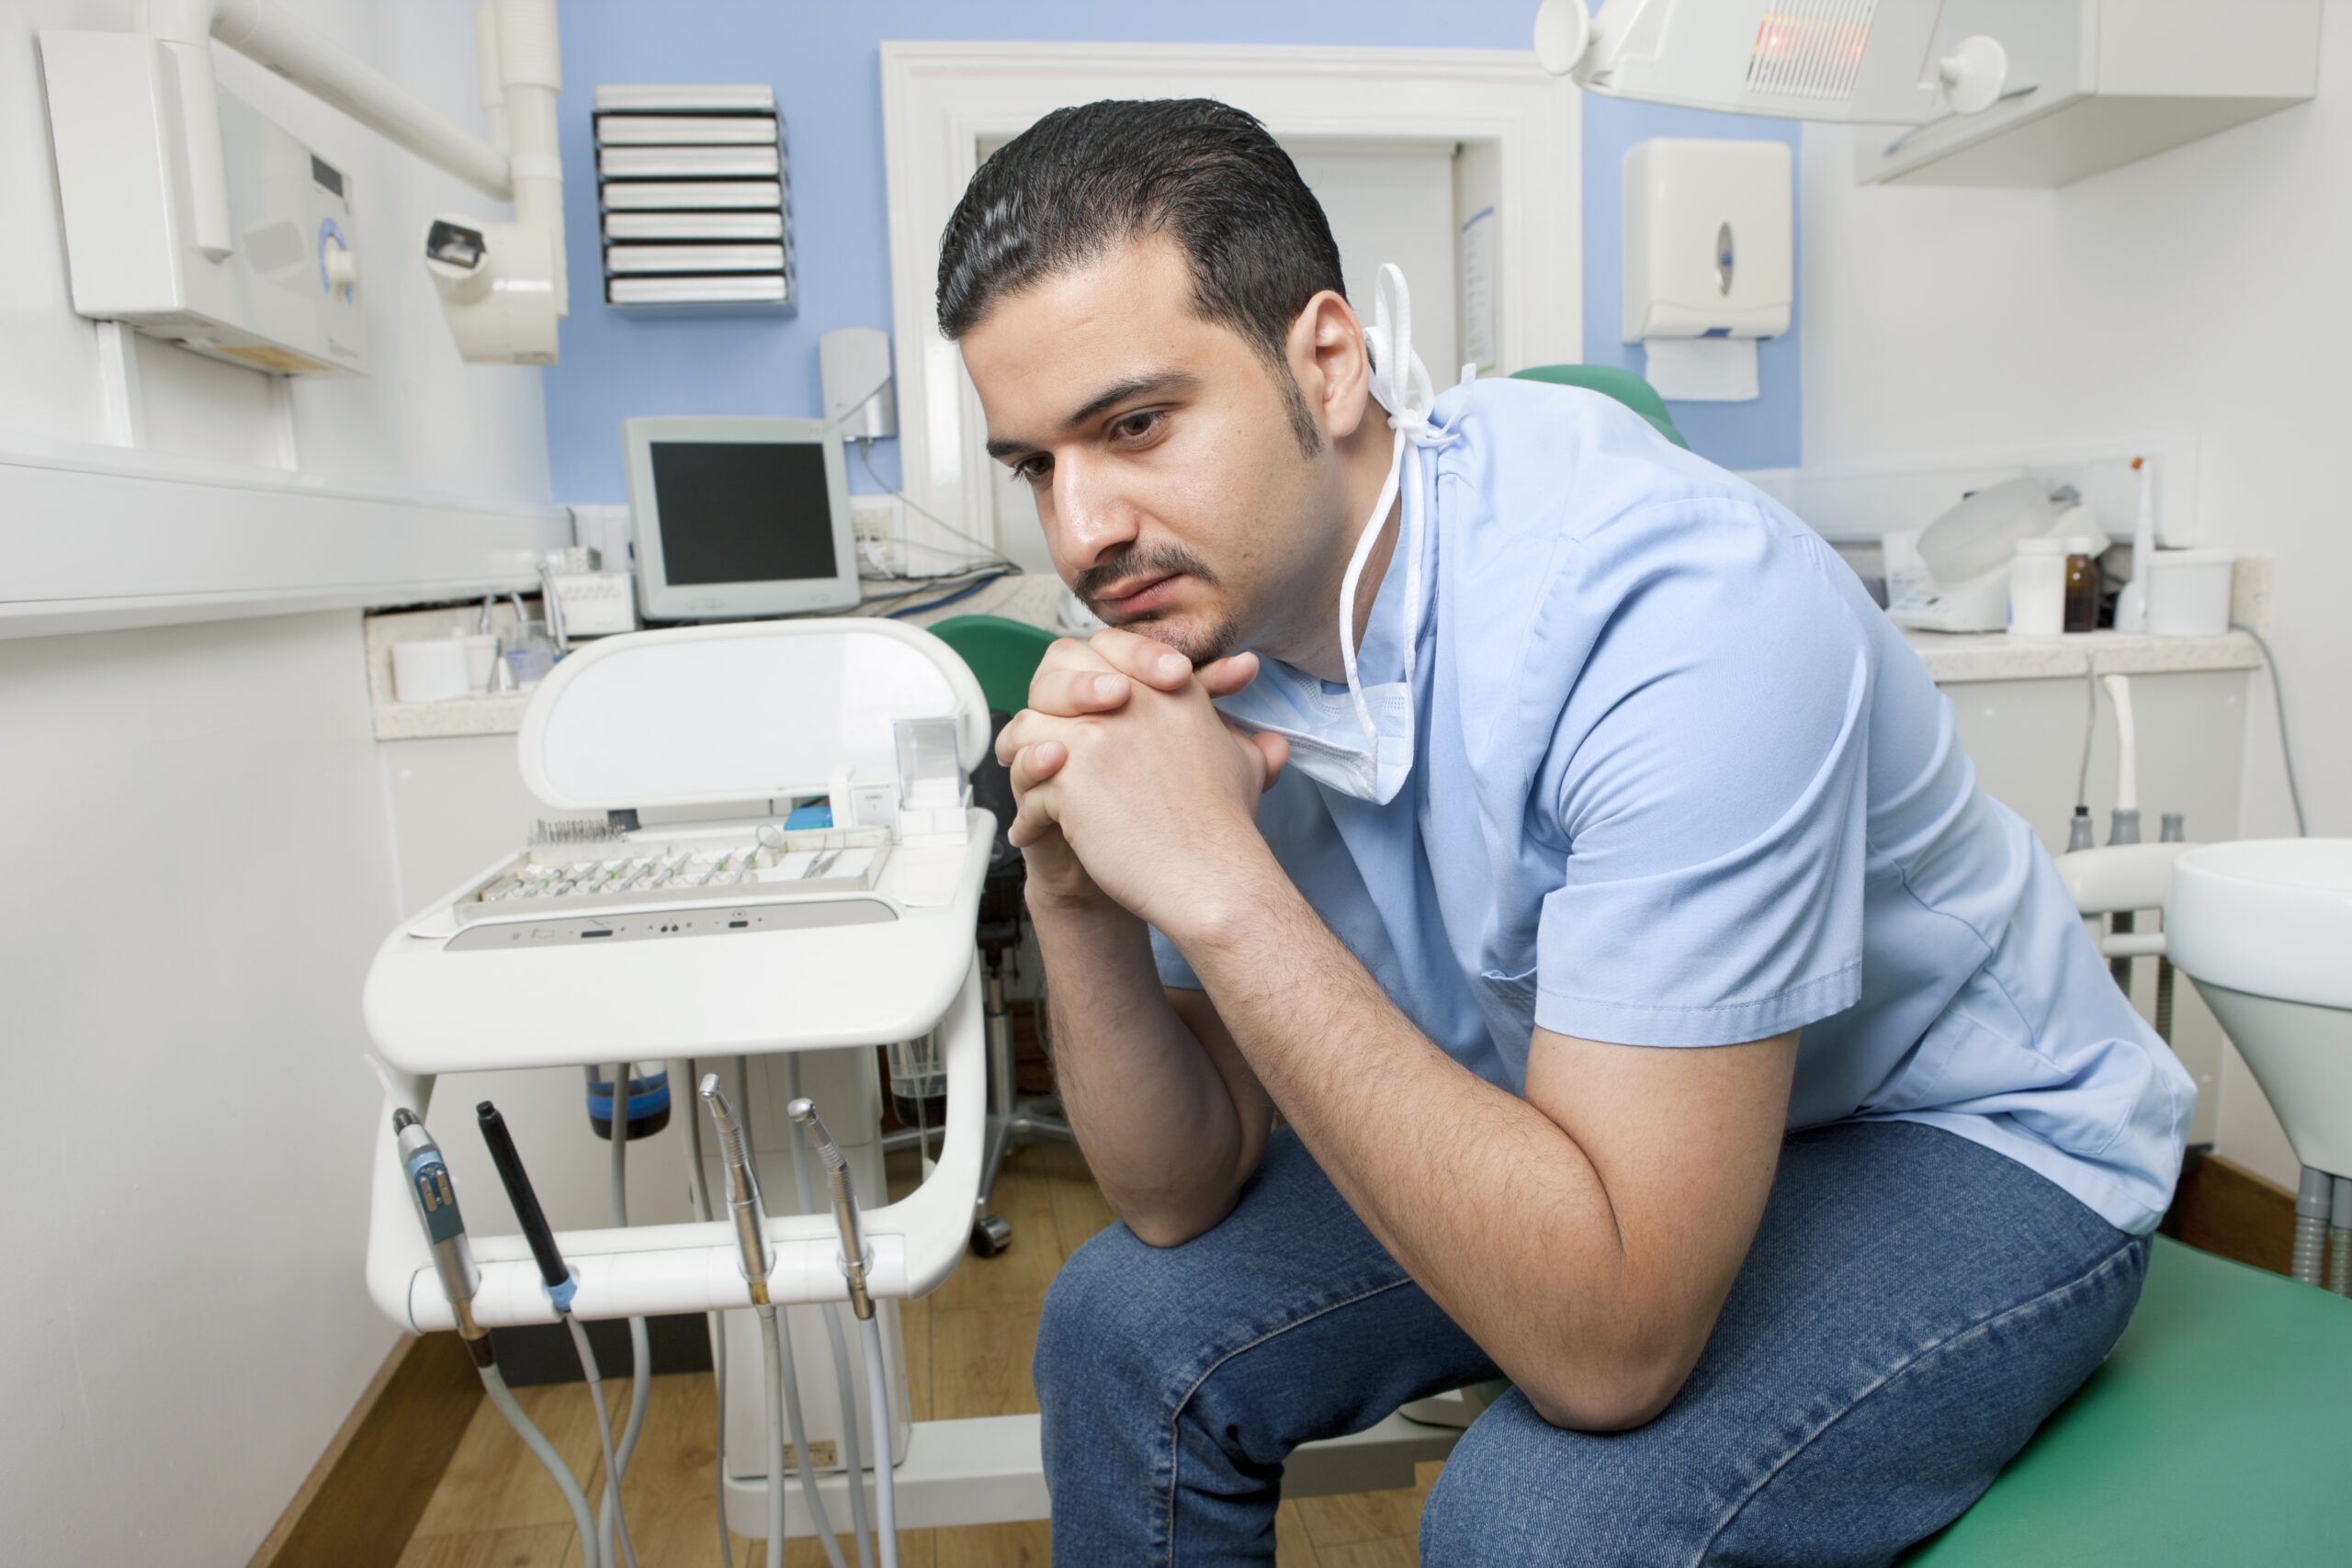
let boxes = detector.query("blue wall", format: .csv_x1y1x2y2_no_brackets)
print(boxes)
546,0,1799,502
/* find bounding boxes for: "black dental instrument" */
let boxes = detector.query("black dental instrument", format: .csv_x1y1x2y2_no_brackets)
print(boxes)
475,1100,639,1568
476,1100,573,1306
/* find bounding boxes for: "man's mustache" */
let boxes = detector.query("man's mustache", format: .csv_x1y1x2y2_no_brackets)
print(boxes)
1074,546,1219,608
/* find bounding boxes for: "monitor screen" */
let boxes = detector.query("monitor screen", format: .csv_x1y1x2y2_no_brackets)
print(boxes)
647,440,839,586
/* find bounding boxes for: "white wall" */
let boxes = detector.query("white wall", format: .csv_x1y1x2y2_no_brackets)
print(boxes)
0,614,405,1567
2,4,550,1563
1797,46,2350,1187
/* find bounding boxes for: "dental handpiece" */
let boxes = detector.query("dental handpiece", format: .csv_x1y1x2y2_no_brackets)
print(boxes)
697,1074,775,1306
787,1098,873,1320
393,1109,493,1367
476,1100,577,1313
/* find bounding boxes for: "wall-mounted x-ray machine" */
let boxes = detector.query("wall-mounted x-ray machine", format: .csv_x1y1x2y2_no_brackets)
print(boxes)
38,0,571,371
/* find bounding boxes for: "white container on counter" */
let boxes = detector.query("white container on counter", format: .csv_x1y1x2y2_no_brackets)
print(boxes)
2144,548,2234,637
390,637,472,703
2007,537,2065,637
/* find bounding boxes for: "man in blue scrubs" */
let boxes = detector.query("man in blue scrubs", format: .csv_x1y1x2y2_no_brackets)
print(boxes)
942,99,2192,1565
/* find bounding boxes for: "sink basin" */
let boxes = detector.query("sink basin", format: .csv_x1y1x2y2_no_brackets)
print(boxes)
2167,839,2352,1177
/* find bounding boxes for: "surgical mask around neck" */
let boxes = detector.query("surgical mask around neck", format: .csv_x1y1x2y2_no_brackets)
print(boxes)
1218,263,1464,805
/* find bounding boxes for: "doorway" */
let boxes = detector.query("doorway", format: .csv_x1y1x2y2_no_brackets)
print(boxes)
882,41,1581,573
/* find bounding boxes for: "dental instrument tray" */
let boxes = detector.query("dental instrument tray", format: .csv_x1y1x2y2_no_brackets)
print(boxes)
446,824,892,931
369,617,993,1072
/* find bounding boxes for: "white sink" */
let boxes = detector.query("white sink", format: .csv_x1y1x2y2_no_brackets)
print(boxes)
2167,839,2352,1177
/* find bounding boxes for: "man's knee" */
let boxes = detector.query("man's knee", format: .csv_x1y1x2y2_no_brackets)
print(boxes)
1419,1393,1709,1568
1034,1220,1194,1407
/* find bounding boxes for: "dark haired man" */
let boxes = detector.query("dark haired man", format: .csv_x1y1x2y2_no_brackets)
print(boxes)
943,97,2188,1565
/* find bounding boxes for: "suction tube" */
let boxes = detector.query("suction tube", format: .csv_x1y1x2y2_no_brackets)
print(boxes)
2331,1177,2352,1298
2293,1168,2331,1288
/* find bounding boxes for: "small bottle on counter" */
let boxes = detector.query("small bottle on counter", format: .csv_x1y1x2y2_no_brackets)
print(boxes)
2063,536,2100,633
2008,538,2066,637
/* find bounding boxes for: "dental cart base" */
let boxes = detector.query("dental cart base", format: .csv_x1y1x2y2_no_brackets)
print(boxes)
360,619,1466,1544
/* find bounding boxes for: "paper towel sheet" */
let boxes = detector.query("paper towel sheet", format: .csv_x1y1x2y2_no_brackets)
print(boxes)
1642,337,1758,401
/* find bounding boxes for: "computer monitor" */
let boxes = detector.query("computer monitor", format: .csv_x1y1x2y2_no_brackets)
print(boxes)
623,415,859,621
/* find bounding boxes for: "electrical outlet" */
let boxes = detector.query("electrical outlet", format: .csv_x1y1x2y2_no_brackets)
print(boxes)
849,495,903,576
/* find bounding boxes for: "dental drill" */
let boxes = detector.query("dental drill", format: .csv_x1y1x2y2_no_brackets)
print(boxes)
791,1096,899,1568
477,1100,641,1568
392,1109,604,1568
701,1074,851,1568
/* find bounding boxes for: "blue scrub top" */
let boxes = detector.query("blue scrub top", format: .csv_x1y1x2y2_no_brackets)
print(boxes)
1154,378,2192,1236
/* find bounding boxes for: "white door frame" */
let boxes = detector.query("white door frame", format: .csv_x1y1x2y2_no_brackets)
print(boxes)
880,40,1582,560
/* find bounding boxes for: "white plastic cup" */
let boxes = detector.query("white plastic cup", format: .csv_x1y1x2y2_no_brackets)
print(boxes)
457,633,500,694
390,638,471,703
2144,549,2234,637
2007,538,2065,637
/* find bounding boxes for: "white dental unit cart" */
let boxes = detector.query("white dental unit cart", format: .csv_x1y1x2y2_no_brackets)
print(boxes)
363,615,1463,1543
362,617,1033,1537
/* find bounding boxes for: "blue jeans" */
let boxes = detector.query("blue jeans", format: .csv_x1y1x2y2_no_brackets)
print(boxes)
1034,1120,2148,1566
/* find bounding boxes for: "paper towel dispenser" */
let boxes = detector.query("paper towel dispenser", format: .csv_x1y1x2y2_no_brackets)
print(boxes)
1621,139,1790,402
1623,139,1792,342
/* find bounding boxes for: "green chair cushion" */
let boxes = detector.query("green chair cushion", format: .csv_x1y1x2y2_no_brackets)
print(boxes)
926,613,1057,716
1902,1236,2352,1565
1509,364,1690,449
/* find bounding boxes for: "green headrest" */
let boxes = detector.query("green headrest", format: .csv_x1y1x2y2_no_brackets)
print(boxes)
926,613,1058,716
1510,364,1690,449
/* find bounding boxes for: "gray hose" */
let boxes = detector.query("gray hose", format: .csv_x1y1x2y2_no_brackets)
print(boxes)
684,1059,735,1568
567,1316,640,1568
763,1305,848,1568
787,1054,876,1568
740,1059,849,1568
2292,1168,2332,1287
862,1315,899,1568
481,1362,602,1568
603,1066,652,1568
758,1308,786,1568
2333,1177,2352,1298
2233,622,2308,837
2153,959,2175,1043
2292,1216,2328,1286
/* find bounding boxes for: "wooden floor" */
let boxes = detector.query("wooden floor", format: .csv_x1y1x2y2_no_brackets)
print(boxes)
397,1143,1434,1567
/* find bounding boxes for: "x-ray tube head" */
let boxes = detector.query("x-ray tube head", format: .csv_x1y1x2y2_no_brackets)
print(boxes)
424,212,560,365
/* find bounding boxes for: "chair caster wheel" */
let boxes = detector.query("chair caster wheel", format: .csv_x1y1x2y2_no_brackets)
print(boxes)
971,1213,1012,1257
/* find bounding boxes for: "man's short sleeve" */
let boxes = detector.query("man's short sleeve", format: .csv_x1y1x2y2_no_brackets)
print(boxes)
1532,500,1872,1048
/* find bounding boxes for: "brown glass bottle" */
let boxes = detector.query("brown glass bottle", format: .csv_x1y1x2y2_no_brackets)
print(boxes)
2063,542,2099,633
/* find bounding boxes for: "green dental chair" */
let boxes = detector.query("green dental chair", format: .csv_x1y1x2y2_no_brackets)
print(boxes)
1902,1236,2352,1564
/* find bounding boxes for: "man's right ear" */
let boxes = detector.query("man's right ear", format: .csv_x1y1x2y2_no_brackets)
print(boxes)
1289,290,1374,443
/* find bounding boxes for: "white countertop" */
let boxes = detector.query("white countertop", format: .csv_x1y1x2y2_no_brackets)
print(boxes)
1901,627,2261,684
367,573,1077,741
369,556,2271,739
